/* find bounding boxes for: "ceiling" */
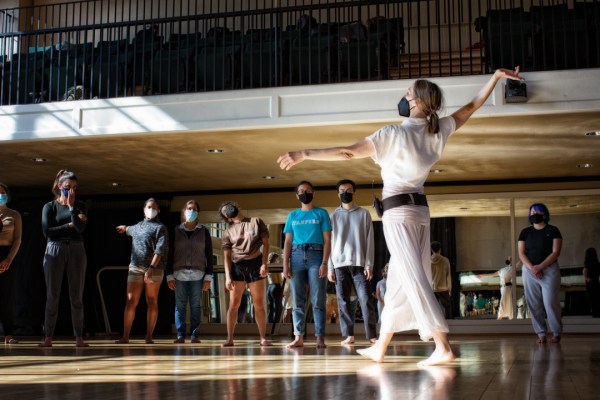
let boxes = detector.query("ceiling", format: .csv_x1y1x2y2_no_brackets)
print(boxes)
1,107,600,221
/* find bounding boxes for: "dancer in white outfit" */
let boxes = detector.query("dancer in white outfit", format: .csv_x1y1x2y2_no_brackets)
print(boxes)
478,257,517,320
277,67,523,366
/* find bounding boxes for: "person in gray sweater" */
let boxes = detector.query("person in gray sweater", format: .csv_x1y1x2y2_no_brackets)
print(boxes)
167,199,213,343
328,179,377,345
115,198,168,344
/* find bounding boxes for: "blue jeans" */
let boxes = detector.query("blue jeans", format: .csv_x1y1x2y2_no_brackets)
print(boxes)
290,244,326,337
174,280,202,339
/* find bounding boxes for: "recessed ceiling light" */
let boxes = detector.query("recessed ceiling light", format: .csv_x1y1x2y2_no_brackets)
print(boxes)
32,157,47,163
430,169,443,174
576,163,593,168
569,204,579,208
459,207,468,210
262,176,275,180
585,131,600,136
207,149,224,153
111,182,121,187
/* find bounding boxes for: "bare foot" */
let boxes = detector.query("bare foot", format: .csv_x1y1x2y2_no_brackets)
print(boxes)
260,339,273,346
114,338,129,344
38,337,53,348
173,338,185,344
222,339,235,347
417,349,456,367
316,336,327,349
287,336,304,348
357,344,385,363
369,338,377,344
191,338,201,344
549,336,561,344
4,336,18,344
75,337,89,348
536,336,547,344
341,337,355,345
145,337,154,344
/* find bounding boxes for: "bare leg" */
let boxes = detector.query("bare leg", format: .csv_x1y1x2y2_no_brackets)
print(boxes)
222,283,245,347
417,331,455,367
144,281,161,344
248,279,271,346
115,281,143,344
357,332,393,363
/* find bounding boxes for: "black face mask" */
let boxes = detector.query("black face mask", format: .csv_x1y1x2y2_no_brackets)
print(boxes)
398,97,413,117
224,204,239,219
529,214,545,224
340,192,353,204
298,192,313,204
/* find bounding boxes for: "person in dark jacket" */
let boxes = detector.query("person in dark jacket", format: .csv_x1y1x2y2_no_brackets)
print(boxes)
167,200,213,343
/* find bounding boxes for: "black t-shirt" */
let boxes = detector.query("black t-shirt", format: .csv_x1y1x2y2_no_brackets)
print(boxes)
518,224,562,265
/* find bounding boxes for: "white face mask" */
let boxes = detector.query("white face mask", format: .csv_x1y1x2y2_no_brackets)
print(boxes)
145,208,158,219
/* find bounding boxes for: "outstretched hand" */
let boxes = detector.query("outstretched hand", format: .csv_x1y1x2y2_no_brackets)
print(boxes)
277,151,305,170
495,66,524,81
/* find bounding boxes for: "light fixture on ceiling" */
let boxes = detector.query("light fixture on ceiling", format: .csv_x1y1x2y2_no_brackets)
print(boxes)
111,182,121,187
576,163,593,168
262,176,275,180
505,80,527,103
569,204,580,208
207,149,224,153
32,157,48,163
585,131,600,136
430,169,444,174
459,207,468,210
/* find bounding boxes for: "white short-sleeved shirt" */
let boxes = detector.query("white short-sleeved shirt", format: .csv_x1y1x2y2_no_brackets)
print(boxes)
366,116,456,199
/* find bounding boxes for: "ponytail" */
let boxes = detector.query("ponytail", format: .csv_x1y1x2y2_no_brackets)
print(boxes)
52,169,77,199
413,79,444,134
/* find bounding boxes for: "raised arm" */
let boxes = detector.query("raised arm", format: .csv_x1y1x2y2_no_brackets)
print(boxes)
277,139,375,171
451,67,524,131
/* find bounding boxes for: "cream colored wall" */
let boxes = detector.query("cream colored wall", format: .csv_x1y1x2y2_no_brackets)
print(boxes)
456,213,600,272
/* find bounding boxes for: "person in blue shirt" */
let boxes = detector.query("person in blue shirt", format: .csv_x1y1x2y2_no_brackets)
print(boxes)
283,181,332,348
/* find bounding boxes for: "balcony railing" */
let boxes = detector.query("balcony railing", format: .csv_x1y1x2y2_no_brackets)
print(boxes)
0,0,598,106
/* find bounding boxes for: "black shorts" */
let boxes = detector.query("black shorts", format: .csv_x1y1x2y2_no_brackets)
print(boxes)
230,256,264,283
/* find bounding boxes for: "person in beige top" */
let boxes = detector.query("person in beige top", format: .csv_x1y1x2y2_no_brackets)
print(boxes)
219,201,271,347
431,241,452,319
0,183,22,344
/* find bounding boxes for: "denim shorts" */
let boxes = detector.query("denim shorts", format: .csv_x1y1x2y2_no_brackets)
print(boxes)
230,256,265,283
127,265,164,283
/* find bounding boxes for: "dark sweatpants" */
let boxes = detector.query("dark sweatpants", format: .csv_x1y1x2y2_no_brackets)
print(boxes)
43,241,87,337
334,266,377,340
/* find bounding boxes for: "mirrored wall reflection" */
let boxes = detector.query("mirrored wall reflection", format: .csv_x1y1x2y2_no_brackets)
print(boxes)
454,204,600,320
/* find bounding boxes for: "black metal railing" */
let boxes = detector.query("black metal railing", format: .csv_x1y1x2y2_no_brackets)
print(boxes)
0,0,598,106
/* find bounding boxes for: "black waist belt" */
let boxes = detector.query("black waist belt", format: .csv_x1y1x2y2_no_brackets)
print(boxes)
504,282,512,287
382,193,428,211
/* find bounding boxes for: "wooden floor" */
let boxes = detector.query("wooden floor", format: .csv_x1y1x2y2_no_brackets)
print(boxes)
1,334,599,399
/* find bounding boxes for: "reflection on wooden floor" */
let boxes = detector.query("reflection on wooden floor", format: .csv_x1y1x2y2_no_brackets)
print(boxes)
1,334,599,399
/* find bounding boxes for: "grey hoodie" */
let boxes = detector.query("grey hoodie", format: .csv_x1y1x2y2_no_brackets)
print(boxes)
328,205,374,272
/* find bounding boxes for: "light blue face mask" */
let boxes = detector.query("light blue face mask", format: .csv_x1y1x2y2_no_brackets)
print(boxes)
185,209,198,222
0,194,7,205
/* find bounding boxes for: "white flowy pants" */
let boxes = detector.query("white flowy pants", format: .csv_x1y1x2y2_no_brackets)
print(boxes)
379,205,449,341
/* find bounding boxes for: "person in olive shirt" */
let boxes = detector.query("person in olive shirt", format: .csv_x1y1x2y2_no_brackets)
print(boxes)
40,170,88,348
115,198,168,344
219,201,271,347
518,203,563,344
